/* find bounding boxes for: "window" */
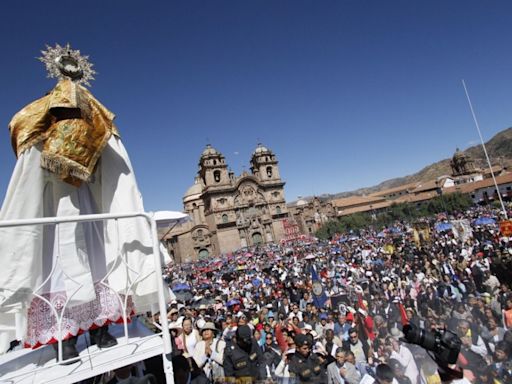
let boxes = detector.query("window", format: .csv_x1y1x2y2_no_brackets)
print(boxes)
252,232,263,245
222,214,228,223
266,166,272,178
198,249,209,260
276,206,281,214
214,170,221,182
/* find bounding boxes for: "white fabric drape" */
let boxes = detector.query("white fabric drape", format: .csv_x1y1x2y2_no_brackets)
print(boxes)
0,136,168,350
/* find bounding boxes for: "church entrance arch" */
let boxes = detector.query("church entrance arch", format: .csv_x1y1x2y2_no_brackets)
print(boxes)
251,232,263,245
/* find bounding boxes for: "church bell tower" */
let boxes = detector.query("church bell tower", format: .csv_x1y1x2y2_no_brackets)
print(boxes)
199,144,230,188
250,143,281,184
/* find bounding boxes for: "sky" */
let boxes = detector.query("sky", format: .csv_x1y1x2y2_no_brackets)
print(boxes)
1,1,512,212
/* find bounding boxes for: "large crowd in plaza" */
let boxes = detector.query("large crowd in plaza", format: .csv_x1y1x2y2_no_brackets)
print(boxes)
153,205,512,384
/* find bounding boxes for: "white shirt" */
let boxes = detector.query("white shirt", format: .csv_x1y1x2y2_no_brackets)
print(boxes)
192,337,226,380
390,344,419,382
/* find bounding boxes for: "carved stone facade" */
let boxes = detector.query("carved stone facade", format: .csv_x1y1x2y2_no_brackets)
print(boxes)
287,196,336,235
450,148,476,176
164,144,288,263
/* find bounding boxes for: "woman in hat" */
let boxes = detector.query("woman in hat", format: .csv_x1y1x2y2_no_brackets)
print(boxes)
192,322,226,382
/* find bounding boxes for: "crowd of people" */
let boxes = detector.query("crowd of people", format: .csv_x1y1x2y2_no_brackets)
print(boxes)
146,205,512,384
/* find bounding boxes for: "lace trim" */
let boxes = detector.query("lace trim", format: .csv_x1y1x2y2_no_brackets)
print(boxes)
24,283,135,348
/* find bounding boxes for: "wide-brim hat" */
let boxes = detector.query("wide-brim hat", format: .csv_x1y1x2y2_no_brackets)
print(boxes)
390,327,404,339
303,324,313,331
169,317,183,330
200,322,218,334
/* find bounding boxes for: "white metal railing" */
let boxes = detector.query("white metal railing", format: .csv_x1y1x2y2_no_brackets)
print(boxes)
0,211,176,383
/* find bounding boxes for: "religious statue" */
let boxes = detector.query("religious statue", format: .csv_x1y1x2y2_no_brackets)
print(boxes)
450,148,474,176
0,44,166,363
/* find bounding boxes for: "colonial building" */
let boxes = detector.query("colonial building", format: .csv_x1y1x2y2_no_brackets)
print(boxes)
330,149,511,217
287,196,337,235
164,144,289,263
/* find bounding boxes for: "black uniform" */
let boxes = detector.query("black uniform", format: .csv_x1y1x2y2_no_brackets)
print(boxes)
288,334,327,383
288,352,327,383
223,325,265,383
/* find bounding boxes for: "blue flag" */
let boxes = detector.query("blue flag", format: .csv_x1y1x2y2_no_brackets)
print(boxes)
311,265,328,309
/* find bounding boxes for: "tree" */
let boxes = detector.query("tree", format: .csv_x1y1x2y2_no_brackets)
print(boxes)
315,192,474,239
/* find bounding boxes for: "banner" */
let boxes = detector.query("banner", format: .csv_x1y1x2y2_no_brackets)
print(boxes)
451,219,472,242
412,226,430,246
500,220,512,237
311,265,328,309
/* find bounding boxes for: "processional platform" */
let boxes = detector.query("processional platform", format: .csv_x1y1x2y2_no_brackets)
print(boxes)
0,211,189,384
0,319,163,384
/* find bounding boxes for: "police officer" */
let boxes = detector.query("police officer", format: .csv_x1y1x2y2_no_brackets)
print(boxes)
223,325,265,383
288,334,327,383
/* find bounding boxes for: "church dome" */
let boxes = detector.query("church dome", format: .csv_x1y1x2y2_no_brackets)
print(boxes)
202,144,219,157
183,179,203,203
296,198,308,207
253,143,270,155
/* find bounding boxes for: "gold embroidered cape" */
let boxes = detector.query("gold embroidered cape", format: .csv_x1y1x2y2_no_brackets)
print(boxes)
9,79,119,186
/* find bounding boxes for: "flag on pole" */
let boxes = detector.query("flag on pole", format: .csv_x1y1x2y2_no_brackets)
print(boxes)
311,265,328,309
398,301,409,326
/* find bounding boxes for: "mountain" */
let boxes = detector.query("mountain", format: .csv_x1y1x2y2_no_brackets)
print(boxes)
329,127,512,199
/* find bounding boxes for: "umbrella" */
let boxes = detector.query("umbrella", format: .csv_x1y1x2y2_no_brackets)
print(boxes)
305,254,316,260
226,298,240,307
153,211,190,228
474,217,496,225
174,290,193,302
435,222,452,232
198,283,211,290
191,297,215,308
222,273,235,282
172,283,191,291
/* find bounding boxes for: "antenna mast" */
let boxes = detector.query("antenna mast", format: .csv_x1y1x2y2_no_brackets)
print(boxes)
462,80,508,219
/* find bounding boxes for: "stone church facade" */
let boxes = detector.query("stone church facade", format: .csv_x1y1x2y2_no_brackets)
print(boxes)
163,144,289,263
